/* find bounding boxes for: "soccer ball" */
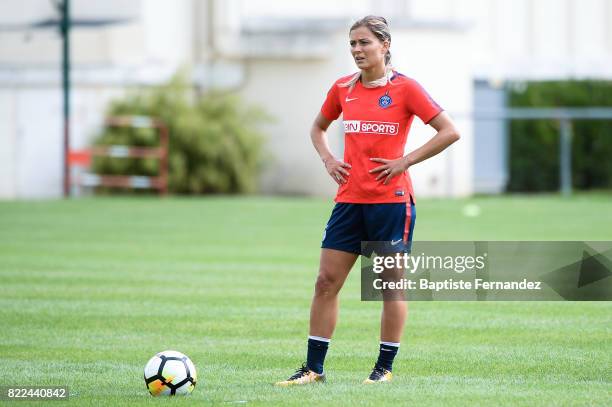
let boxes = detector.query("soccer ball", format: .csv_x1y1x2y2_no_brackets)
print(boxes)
144,350,197,396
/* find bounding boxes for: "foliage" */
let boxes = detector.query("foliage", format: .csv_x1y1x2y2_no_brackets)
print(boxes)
92,72,269,194
508,81,612,191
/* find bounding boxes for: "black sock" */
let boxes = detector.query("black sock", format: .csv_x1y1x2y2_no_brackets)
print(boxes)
306,336,329,374
376,342,399,372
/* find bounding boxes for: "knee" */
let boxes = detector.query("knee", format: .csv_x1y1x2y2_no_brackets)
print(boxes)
314,271,341,297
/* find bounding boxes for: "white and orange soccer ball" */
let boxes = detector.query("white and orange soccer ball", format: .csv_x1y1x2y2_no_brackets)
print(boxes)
144,350,197,396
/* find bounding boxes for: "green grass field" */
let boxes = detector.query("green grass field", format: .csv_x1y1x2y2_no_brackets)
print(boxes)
1,194,611,406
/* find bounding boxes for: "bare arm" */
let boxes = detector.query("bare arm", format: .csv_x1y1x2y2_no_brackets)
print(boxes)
405,111,461,167
311,112,352,185
370,111,460,184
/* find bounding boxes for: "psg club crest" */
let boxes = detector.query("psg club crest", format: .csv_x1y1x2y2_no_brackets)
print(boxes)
378,91,392,108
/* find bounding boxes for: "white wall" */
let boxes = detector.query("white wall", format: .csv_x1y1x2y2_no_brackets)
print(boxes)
0,88,63,198
239,31,351,197
0,0,195,199
0,0,143,66
2,0,612,199
141,0,194,65
0,85,127,199
237,0,612,80
453,0,612,79
392,27,473,198
0,90,18,198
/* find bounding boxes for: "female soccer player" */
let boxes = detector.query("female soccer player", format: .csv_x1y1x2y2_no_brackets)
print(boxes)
276,15,460,385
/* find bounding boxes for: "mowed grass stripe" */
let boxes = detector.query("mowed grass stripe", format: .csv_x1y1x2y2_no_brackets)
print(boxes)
0,195,610,406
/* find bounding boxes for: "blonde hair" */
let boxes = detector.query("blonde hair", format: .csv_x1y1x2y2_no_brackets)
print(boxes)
339,15,394,91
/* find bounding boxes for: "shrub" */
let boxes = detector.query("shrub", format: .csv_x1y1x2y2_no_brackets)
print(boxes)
508,81,612,192
92,72,269,194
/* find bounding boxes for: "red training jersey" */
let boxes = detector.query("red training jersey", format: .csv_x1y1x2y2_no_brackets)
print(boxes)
320,72,443,203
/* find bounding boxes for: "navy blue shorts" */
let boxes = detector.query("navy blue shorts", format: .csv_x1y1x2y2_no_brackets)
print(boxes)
321,199,416,256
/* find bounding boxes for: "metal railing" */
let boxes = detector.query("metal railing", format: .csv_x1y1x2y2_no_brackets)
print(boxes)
470,108,612,195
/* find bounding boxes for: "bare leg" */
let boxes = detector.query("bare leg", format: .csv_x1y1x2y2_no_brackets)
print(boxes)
380,300,407,343
309,248,359,338
379,266,408,343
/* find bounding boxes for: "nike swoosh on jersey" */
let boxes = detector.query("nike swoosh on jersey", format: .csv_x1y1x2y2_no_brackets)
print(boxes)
345,97,358,102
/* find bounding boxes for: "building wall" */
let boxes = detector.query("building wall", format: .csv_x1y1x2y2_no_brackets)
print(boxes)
0,90,18,197
2,0,612,199
239,30,351,197
391,27,473,198
453,0,612,79
0,0,194,199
